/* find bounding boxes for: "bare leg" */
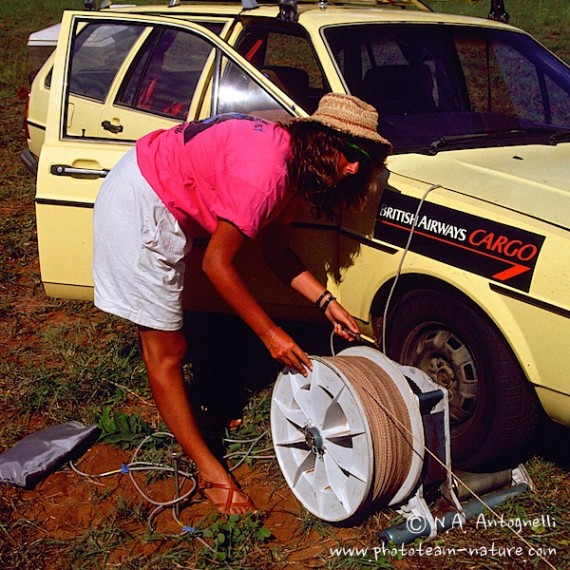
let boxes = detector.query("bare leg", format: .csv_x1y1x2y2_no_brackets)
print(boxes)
137,325,255,515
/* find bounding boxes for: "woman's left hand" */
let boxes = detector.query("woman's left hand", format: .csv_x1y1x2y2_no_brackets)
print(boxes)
323,300,361,341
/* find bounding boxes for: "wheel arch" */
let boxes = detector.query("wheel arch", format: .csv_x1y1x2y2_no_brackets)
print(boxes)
368,272,535,389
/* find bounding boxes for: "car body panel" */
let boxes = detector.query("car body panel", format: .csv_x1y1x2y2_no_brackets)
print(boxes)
336,165,570,423
388,146,570,229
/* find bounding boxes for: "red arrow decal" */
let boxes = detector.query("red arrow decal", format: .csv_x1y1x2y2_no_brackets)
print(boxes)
492,264,530,281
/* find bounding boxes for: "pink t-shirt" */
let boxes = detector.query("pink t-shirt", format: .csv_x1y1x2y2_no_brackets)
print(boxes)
136,115,295,239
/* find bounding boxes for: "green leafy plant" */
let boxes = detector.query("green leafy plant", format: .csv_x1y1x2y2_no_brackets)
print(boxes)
97,406,153,448
196,513,272,567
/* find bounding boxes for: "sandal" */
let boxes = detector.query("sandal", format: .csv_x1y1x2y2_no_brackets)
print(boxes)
198,476,257,515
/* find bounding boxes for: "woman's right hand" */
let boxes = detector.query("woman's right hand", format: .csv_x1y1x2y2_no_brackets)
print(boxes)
262,326,313,377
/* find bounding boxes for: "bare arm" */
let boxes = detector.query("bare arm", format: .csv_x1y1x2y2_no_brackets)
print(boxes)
261,222,361,340
202,220,312,375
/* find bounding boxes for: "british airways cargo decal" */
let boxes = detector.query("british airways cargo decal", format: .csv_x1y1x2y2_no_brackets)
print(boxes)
375,192,545,292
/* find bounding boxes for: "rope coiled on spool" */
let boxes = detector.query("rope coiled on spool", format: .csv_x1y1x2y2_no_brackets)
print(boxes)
324,355,415,506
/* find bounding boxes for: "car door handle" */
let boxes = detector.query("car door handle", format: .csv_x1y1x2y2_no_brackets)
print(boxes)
50,164,109,178
101,120,124,134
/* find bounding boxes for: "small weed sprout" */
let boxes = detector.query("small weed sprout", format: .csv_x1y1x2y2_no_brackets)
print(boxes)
197,512,272,567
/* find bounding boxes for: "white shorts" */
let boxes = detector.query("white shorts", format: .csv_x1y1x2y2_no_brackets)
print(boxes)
93,149,191,331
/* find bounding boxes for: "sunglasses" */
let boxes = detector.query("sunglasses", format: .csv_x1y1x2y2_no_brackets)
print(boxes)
340,141,372,164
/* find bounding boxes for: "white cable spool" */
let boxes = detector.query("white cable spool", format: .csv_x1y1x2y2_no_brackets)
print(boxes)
270,346,425,522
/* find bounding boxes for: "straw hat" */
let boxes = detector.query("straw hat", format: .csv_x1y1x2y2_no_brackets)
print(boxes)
296,93,392,147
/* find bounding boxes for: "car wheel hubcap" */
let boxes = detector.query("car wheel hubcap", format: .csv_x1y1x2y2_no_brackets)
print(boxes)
403,327,478,426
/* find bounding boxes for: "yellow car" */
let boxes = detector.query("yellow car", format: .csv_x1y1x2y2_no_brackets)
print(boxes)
29,0,570,470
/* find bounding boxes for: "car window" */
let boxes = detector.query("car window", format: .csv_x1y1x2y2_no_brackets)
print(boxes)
118,27,214,119
69,23,145,101
455,31,570,125
215,56,292,120
324,24,570,153
61,17,293,142
235,25,328,113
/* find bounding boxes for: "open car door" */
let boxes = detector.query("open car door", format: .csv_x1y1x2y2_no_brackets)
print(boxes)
35,10,308,308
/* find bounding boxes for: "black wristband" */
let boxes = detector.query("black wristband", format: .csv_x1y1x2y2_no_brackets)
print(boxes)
320,295,336,313
315,290,331,308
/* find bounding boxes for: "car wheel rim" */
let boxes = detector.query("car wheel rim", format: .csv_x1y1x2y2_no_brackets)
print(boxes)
400,325,479,427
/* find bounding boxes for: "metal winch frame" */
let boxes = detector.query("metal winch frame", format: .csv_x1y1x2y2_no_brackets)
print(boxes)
270,346,531,542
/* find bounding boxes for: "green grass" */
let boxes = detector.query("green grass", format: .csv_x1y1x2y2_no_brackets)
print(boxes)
0,316,150,442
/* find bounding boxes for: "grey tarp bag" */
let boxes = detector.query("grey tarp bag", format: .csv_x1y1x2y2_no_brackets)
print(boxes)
0,421,100,489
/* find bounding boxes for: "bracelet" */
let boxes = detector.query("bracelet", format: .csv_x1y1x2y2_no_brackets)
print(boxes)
320,295,336,313
315,290,331,308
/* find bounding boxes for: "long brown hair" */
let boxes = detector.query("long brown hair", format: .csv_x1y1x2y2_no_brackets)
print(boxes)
286,121,390,219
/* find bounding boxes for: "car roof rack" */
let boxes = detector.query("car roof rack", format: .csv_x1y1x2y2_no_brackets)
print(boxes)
270,0,433,23
89,0,431,15
327,0,431,9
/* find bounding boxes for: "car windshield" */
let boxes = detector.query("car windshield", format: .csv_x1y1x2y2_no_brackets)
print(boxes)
324,24,570,154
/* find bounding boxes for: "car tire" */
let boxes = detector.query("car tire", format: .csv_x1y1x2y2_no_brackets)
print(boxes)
378,288,540,470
